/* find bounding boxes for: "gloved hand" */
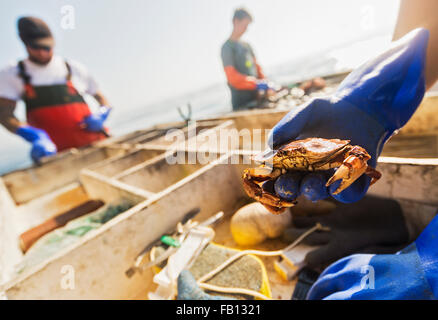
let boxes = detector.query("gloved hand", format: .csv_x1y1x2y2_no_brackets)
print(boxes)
80,106,111,132
283,195,409,270
16,125,57,163
307,213,438,300
268,28,429,203
256,79,276,92
177,270,234,300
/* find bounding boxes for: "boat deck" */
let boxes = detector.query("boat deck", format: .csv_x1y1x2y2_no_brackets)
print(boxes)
0,93,437,300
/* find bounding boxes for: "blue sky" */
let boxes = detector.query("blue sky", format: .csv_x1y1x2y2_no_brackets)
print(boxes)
0,0,400,173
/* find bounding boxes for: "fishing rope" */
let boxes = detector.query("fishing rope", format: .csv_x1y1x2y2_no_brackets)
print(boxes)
196,223,330,300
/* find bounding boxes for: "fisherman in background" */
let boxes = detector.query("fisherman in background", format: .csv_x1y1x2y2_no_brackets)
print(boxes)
0,17,112,163
221,8,276,111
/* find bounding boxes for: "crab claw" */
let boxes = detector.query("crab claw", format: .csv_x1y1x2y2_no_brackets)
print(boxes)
243,168,295,214
325,146,371,194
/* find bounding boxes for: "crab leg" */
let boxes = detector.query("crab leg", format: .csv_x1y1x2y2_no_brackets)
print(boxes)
245,166,282,181
325,146,372,194
365,166,382,185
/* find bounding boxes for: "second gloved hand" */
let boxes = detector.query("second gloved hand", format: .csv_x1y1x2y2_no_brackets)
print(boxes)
268,28,429,203
80,106,111,132
256,79,276,92
16,125,57,163
177,270,233,300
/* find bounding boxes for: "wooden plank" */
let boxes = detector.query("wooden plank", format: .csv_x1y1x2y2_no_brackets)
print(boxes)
14,183,89,235
369,157,438,205
2,148,113,204
399,93,438,135
381,134,438,158
2,154,245,299
80,169,151,204
88,149,165,178
0,179,21,286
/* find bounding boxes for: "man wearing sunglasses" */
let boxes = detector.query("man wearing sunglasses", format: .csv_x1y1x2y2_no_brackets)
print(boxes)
0,17,112,163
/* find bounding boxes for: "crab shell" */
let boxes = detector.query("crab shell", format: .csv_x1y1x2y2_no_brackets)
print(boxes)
243,138,381,214
255,138,352,170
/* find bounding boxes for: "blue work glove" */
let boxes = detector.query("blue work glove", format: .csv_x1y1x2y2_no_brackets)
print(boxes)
256,80,275,92
80,106,111,132
267,28,429,203
307,213,438,300
177,270,234,300
16,125,57,163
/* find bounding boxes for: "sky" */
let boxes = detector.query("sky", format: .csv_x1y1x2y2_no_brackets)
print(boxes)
0,0,400,109
0,0,400,173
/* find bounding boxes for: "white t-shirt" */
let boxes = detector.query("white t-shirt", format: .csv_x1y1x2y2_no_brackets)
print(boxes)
0,55,99,101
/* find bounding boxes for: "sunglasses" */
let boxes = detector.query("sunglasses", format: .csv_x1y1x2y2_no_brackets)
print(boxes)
28,44,52,52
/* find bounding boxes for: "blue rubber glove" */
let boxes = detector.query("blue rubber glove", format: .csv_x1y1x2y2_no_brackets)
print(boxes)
80,106,111,132
177,270,234,300
307,213,438,300
256,80,275,92
268,28,429,203
16,126,57,163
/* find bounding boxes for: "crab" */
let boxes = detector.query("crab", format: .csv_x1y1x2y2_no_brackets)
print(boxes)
242,138,381,214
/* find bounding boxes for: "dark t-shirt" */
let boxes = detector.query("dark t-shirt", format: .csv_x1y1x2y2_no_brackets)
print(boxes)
221,39,258,110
